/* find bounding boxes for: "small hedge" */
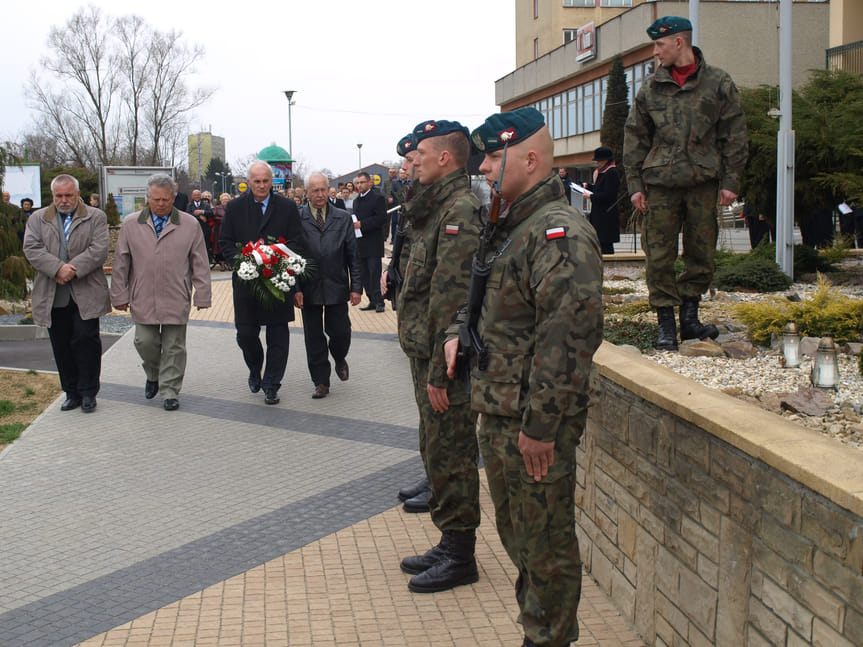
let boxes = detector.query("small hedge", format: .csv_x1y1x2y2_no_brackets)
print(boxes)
734,274,863,346
713,256,793,292
603,318,658,352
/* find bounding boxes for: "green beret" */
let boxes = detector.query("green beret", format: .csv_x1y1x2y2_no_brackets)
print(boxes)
411,120,470,145
397,134,415,157
470,107,545,153
646,16,692,40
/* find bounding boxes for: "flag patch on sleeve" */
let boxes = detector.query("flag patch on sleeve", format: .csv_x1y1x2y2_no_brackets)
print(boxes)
445,224,460,235
546,226,566,240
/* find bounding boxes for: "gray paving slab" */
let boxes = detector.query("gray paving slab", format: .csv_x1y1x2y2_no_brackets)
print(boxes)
0,321,422,646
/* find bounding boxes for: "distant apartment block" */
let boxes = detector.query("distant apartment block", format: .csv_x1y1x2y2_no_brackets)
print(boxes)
188,132,226,184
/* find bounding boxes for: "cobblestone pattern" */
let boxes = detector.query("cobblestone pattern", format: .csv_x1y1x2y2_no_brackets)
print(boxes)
579,374,863,647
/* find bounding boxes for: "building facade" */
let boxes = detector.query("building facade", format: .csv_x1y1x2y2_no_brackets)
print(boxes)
187,132,226,185
500,0,829,179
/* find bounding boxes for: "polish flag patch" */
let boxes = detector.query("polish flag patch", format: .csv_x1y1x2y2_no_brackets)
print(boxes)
445,224,460,235
546,226,566,240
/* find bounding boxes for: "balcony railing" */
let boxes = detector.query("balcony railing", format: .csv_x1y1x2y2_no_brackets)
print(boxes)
826,40,863,74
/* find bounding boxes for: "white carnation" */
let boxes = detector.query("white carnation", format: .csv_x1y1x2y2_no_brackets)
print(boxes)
238,261,259,280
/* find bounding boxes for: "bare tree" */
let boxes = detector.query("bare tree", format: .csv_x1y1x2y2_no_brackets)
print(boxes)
145,30,214,165
25,7,213,169
34,6,121,167
114,14,154,166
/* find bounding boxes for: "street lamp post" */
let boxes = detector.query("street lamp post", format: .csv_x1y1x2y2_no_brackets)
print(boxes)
357,143,363,169
284,90,296,161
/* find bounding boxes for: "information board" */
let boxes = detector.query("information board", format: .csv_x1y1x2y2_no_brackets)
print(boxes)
99,166,173,216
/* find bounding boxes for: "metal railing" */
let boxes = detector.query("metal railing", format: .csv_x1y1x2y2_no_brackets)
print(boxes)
826,40,863,74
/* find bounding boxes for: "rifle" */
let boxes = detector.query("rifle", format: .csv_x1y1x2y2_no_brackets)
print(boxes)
384,207,407,307
456,191,502,387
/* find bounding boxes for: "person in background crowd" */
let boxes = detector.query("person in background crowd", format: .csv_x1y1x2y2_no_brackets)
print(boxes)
584,146,621,255
211,192,232,270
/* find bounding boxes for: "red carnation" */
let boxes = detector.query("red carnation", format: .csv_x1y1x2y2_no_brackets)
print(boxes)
269,255,279,265
278,237,286,244
262,267,273,278
242,243,253,256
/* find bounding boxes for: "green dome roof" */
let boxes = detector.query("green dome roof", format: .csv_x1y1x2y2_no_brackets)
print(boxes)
257,145,293,163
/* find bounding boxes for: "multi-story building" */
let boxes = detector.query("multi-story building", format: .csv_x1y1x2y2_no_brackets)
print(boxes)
187,132,226,186
500,0,831,180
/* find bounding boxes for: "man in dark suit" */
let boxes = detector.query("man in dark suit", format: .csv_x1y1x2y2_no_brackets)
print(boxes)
173,183,189,213
328,187,346,210
295,172,362,399
352,172,387,312
219,161,306,405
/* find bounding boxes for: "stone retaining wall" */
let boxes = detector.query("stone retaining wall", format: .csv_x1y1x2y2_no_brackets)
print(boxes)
578,343,863,647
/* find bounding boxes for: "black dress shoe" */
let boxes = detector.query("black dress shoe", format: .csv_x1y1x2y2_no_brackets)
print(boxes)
145,380,159,399
359,303,376,311
264,389,280,405
81,396,97,413
312,384,329,399
163,398,179,411
403,487,431,513
60,397,81,411
248,372,262,393
375,304,385,313
335,360,349,381
398,478,430,502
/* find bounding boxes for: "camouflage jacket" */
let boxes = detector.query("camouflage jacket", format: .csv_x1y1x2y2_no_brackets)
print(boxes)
398,169,482,388
623,47,748,195
468,175,603,443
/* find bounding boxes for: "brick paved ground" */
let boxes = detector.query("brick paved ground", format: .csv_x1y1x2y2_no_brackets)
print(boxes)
0,271,643,647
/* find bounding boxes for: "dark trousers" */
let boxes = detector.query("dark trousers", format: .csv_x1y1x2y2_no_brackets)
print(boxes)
358,255,383,306
301,303,351,387
48,302,102,398
235,322,290,391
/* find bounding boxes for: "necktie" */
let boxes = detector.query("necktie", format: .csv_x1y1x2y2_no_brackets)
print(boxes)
153,215,167,237
256,202,264,216
316,208,324,229
63,214,72,241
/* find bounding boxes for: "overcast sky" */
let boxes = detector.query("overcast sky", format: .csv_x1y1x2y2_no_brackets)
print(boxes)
3,1,516,178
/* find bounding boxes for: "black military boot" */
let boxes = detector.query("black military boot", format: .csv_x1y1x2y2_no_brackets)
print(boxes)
407,530,478,593
400,537,446,575
656,306,678,351
679,298,719,341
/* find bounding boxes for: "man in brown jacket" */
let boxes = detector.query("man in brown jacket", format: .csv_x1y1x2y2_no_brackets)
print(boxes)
111,173,212,411
23,175,111,413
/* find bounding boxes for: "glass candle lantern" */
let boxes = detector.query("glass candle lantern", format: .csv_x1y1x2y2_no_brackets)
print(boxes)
810,335,840,390
781,321,801,368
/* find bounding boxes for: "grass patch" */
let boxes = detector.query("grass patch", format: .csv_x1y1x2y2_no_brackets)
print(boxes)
0,423,27,444
604,318,658,352
606,301,652,317
603,285,635,295
0,400,15,417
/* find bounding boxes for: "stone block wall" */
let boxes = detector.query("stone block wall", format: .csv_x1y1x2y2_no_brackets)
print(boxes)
578,343,863,647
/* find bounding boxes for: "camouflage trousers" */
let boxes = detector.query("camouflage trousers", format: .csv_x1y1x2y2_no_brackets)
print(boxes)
478,413,584,647
409,357,480,532
641,181,719,308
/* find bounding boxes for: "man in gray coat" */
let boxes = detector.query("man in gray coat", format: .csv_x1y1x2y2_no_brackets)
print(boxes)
23,175,111,413
294,172,361,399
110,174,212,411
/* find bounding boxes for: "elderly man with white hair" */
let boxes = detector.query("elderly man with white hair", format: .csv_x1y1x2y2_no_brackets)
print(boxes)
219,161,306,405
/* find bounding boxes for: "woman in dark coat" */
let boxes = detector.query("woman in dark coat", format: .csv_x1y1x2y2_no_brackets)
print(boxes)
585,146,621,255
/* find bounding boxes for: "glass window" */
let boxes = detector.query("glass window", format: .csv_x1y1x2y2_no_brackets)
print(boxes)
534,38,539,59
563,0,595,6
563,29,577,45
594,79,603,131
553,94,563,139
599,0,632,6
576,86,584,134
567,90,576,137
534,0,539,18
583,83,594,133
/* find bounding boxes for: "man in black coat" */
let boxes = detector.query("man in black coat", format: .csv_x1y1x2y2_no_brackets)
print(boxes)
173,183,189,213
295,172,362,399
352,172,387,312
219,161,306,405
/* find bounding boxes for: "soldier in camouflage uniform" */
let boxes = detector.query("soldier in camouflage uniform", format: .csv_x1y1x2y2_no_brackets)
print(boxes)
623,16,748,351
384,134,430,512
396,119,483,593
446,107,603,647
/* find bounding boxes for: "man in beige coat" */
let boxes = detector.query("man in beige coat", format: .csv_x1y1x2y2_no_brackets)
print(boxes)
24,175,111,413
111,173,212,411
